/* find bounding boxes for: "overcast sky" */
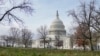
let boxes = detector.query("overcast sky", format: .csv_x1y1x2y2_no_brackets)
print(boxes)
0,0,100,38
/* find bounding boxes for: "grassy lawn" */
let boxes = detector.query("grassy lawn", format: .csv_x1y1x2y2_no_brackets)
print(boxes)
0,47,100,56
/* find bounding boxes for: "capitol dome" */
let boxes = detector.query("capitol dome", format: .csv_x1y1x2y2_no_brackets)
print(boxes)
49,11,66,36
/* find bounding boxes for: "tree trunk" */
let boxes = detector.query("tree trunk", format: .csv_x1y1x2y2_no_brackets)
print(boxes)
6,41,8,47
25,45,27,48
25,43,28,48
12,42,14,47
44,38,46,49
90,38,94,51
83,39,86,51
88,21,94,51
83,44,86,51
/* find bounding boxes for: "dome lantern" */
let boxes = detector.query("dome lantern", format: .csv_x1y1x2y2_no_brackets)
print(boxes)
56,10,59,19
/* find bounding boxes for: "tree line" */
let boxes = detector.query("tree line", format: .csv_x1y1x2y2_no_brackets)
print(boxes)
0,27,33,48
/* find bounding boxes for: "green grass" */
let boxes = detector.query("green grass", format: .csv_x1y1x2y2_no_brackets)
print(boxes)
0,47,100,56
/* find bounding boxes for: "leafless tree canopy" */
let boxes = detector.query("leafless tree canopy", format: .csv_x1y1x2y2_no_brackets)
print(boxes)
9,27,20,38
0,0,33,24
37,26,48,39
9,27,20,47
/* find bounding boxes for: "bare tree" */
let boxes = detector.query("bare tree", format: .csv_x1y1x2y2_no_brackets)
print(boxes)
1,35,9,47
37,26,48,49
55,36,63,49
1,35,14,47
21,28,33,48
0,0,33,24
9,27,20,47
74,24,89,50
54,31,63,49
68,0,99,51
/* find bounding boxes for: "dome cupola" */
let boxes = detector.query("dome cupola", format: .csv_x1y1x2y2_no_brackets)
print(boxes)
49,11,66,36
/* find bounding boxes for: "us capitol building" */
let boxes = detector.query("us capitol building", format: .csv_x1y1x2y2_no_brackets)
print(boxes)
32,11,72,49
